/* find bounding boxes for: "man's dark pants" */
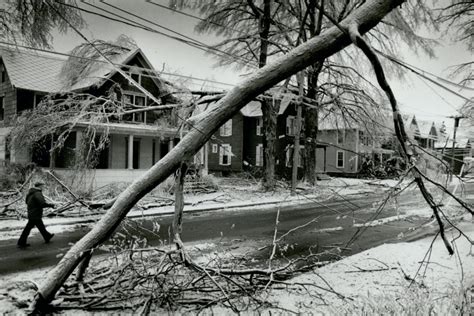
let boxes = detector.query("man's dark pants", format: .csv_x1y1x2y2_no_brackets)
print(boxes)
18,219,53,246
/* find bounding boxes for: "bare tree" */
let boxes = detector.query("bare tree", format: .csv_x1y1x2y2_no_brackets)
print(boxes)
0,0,83,47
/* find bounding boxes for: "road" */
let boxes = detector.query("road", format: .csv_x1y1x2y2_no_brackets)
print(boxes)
0,182,472,275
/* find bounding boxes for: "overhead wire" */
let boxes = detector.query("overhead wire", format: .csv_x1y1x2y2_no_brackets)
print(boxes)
56,0,258,68
148,1,474,100
68,0,473,118
376,49,473,104
90,1,258,67
144,0,287,50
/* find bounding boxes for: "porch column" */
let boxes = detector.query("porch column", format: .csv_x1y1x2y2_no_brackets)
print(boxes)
156,138,161,162
128,135,134,169
203,142,209,176
75,130,82,163
323,147,327,172
168,138,174,152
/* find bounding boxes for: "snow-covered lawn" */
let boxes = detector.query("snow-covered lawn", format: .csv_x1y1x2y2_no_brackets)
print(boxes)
265,220,474,314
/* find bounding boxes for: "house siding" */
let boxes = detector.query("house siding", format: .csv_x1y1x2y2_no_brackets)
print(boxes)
242,117,263,166
0,58,17,127
317,129,359,173
207,113,244,173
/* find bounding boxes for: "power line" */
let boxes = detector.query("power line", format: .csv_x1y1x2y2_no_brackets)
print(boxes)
55,0,258,69
92,1,257,66
148,0,473,96
144,0,287,51
376,50,473,104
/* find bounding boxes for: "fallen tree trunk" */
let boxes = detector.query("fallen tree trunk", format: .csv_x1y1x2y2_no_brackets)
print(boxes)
32,0,405,310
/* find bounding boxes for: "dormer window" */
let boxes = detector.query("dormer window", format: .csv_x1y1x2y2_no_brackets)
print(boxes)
130,72,140,84
123,93,147,123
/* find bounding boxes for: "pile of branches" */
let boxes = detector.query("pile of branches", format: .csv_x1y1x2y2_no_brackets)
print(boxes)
51,240,340,314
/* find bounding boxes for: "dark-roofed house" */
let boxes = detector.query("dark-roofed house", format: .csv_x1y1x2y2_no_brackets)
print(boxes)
0,46,179,188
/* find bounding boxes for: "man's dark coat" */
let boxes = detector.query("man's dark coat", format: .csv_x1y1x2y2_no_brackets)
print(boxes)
25,187,53,220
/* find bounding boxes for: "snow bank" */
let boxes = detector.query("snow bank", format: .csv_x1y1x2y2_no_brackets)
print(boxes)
266,221,474,314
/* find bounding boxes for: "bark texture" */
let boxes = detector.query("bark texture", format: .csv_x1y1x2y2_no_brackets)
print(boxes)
303,0,325,184
32,0,406,310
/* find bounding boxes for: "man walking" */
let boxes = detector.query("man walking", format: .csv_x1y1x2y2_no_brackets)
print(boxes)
17,182,55,249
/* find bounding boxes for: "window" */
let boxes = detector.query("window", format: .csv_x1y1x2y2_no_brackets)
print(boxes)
0,96,3,121
219,144,232,166
286,116,295,136
256,118,263,136
256,144,263,166
220,119,232,136
359,130,373,146
212,144,218,153
129,69,141,85
337,130,345,144
337,150,344,168
123,93,147,123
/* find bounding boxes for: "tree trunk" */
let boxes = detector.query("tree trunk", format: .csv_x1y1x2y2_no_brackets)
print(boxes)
262,98,277,190
291,73,304,195
304,63,323,184
32,0,406,309
258,0,278,190
303,0,325,185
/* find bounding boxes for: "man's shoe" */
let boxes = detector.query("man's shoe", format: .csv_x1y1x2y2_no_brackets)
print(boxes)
17,244,30,249
45,234,55,243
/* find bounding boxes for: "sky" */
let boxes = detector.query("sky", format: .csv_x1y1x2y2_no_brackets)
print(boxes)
50,0,473,137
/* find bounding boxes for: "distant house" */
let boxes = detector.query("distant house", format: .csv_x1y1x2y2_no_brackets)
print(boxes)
416,120,440,149
435,138,472,174
200,96,397,178
0,46,179,187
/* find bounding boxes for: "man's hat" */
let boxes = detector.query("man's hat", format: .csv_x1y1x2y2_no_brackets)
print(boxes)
34,181,46,187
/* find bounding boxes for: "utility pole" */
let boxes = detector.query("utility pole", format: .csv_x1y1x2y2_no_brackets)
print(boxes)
291,72,304,196
448,115,466,177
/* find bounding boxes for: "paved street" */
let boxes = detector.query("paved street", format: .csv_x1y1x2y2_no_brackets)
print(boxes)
0,189,440,275
1,180,472,275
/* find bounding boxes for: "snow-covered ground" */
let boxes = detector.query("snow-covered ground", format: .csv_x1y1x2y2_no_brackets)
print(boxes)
1,218,472,314
264,220,474,314
0,176,472,314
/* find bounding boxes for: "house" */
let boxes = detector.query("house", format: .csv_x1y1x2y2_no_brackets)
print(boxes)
435,138,472,174
416,120,440,149
202,95,396,178
197,100,266,175
0,45,180,188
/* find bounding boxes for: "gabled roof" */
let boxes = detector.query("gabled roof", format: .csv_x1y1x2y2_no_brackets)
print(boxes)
68,48,140,91
1,47,66,92
416,120,437,139
0,46,154,93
